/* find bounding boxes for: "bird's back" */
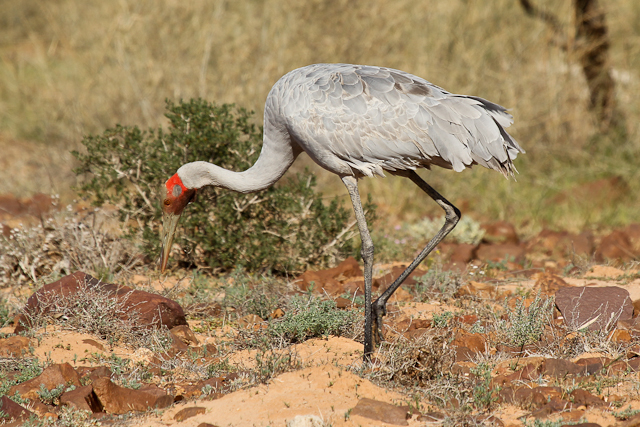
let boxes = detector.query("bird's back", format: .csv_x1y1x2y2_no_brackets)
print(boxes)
265,63,524,178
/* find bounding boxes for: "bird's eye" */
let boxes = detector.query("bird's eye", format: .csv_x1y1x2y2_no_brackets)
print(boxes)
163,198,171,206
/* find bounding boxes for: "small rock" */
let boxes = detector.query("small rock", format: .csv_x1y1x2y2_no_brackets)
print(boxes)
170,324,200,346
92,377,173,414
351,398,411,426
569,389,605,407
595,230,636,262
9,363,81,400
0,335,32,357
76,366,112,383
373,266,426,293
335,297,352,309
15,272,188,333
60,384,103,413
475,243,525,263
174,406,206,421
540,358,586,377
481,221,519,244
452,330,486,356
0,396,33,423
237,314,266,330
448,243,476,265
533,272,571,295
81,339,105,351
269,308,285,319
528,229,594,257
555,286,633,331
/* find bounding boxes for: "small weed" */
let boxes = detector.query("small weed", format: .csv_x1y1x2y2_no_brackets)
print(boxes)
414,266,463,300
432,311,454,328
37,383,69,405
521,418,565,427
613,405,640,420
251,348,302,384
494,292,554,349
470,363,499,411
267,296,360,346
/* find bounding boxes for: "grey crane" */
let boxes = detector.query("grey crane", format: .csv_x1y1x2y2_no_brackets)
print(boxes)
160,63,524,359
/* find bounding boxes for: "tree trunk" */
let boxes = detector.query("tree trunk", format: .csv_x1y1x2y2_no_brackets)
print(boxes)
573,0,618,130
519,0,622,132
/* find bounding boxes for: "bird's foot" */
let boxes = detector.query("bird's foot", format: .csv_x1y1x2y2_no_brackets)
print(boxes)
372,300,387,346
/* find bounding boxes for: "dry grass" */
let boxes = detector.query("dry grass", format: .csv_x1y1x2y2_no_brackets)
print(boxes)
1,0,640,232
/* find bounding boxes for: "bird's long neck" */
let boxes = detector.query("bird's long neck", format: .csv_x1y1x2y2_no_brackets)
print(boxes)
177,124,300,194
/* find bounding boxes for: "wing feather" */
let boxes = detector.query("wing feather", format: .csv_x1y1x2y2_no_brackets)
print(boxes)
277,64,524,177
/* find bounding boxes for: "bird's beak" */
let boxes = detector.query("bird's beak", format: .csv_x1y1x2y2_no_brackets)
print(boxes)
160,212,182,273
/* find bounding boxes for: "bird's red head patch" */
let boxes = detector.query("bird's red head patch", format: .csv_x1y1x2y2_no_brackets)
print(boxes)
163,173,195,215
165,173,187,198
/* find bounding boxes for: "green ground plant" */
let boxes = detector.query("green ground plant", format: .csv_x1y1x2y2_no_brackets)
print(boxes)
73,99,375,274
494,292,554,350
267,296,360,346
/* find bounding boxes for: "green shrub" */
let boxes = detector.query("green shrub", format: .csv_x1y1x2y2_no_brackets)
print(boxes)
268,296,360,345
73,99,375,273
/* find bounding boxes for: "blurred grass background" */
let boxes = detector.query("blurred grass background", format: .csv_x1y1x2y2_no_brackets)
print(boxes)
1,0,639,237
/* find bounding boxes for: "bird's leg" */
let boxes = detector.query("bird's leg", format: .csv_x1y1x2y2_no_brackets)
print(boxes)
372,171,461,342
341,175,376,361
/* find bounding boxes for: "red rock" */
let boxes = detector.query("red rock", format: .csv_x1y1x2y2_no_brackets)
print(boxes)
530,395,572,417
514,386,563,410
170,325,199,346
174,406,206,421
15,272,187,333
179,375,237,400
448,243,476,264
9,363,81,400
569,389,605,407
186,302,223,318
92,378,173,414
197,424,220,427
0,336,32,357
81,339,105,351
0,194,23,217
624,224,640,253
373,266,426,293
528,229,594,257
560,423,601,427
342,278,364,292
60,384,103,413
452,330,486,353
481,221,519,244
351,398,410,425
268,308,285,319
454,314,478,325
475,243,525,263
533,272,571,295
611,329,632,342
76,366,112,383
595,230,636,262
540,358,586,377
335,297,353,309
294,257,363,294
0,395,33,423
237,314,266,330
555,286,633,332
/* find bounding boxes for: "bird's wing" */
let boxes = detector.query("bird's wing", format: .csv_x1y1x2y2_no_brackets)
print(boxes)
282,64,523,178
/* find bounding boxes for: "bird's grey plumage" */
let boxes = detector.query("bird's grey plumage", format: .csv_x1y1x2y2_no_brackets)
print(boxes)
169,63,524,361
266,63,523,180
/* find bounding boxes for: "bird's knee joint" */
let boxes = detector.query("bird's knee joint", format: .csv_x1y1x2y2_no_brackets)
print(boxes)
446,206,461,223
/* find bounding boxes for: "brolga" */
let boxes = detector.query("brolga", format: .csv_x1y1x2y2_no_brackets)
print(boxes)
160,63,524,360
